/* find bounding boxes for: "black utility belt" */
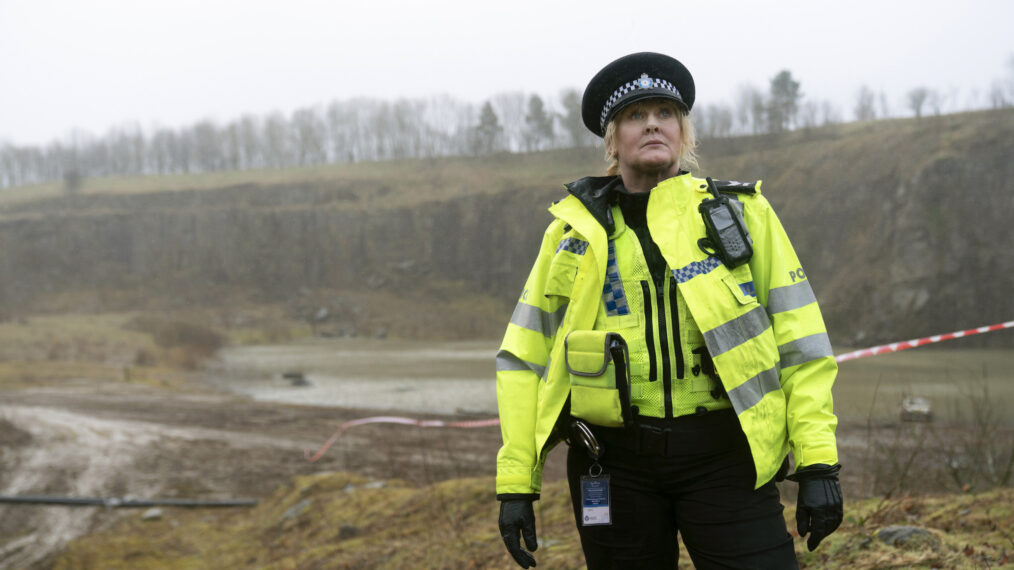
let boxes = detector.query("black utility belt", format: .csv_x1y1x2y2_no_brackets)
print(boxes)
584,409,745,457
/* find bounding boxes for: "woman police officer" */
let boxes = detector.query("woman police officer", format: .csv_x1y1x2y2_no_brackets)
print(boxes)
495,52,842,568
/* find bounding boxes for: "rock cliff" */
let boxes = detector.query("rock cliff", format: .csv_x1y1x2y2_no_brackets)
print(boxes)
1,110,1011,346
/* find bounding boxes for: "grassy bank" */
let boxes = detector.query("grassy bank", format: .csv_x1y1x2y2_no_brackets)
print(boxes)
2,311,1011,568
52,471,1013,569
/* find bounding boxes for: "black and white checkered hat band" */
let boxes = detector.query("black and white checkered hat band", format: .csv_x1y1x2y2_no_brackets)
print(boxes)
599,76,681,131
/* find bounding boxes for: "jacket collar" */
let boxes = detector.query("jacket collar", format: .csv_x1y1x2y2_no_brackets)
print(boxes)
563,176,622,235
563,171,694,234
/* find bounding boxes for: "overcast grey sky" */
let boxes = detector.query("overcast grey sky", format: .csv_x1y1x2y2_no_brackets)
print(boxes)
1,0,1011,146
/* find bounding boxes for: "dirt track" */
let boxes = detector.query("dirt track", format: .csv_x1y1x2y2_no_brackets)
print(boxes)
0,379,517,570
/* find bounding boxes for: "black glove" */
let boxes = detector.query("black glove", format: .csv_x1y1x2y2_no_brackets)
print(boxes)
787,463,843,551
498,498,538,568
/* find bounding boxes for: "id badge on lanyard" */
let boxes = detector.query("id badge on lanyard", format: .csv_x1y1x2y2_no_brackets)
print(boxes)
580,463,611,526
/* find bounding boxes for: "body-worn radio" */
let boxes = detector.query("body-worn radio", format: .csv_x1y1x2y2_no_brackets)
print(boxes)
698,177,753,268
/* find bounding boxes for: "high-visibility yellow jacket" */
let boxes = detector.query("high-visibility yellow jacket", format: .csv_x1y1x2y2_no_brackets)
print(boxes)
496,173,838,496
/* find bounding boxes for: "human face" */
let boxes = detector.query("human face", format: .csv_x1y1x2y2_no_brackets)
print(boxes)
612,99,683,184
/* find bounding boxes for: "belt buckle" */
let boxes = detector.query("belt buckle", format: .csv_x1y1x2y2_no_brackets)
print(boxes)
637,424,670,456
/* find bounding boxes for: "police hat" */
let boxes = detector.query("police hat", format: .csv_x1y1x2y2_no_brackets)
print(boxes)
581,52,695,137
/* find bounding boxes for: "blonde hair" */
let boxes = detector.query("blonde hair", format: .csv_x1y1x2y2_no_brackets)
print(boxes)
603,107,699,176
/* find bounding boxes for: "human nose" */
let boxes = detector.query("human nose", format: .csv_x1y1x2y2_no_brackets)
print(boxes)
644,112,661,131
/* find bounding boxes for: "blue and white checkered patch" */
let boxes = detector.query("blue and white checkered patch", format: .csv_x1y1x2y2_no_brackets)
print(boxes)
739,281,756,297
556,237,589,255
602,241,629,316
671,256,722,283
600,74,681,131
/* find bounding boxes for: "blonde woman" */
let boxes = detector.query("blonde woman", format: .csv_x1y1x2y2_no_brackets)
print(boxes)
496,52,842,568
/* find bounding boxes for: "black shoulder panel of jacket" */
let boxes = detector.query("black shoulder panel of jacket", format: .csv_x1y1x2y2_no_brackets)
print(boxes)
713,179,758,195
563,175,623,234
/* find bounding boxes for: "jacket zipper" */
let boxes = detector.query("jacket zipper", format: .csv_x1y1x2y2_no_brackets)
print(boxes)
668,276,685,383
640,281,657,383
657,279,674,418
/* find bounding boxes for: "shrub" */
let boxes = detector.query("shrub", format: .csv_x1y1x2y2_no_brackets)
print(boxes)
125,316,227,369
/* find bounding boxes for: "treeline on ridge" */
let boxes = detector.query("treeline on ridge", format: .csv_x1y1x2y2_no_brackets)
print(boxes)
4,59,1014,191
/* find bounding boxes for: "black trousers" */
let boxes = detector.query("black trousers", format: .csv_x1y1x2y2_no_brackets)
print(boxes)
566,410,798,569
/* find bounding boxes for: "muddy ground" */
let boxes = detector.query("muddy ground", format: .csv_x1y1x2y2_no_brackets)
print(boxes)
0,379,874,570
2,343,1011,569
0,377,519,570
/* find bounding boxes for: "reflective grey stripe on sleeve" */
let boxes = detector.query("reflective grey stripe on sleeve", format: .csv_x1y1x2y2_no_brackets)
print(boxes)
496,349,546,379
767,280,817,314
509,301,568,338
779,333,834,369
703,305,772,357
728,366,781,415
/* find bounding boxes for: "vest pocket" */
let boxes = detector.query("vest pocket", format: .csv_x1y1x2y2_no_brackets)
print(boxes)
545,253,580,299
565,330,631,428
722,274,759,306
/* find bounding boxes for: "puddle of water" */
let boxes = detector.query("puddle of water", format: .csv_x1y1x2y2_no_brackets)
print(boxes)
206,338,501,415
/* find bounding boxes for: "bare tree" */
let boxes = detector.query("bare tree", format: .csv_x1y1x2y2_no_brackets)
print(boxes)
734,84,766,134
491,92,526,152
362,100,392,160
291,107,327,166
83,134,111,177
237,114,264,169
222,121,242,171
390,99,426,159
698,103,734,139
105,123,145,175
854,85,877,121
907,87,929,118
988,82,1010,108
151,128,176,174
877,91,892,119
925,89,945,116
192,120,223,172
263,112,291,168
0,142,28,187
796,100,819,131
0,142,14,187
172,128,195,174
325,102,355,163
420,94,470,156
818,100,842,126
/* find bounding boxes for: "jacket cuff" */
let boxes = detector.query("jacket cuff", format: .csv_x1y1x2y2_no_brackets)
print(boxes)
787,463,841,482
794,443,838,469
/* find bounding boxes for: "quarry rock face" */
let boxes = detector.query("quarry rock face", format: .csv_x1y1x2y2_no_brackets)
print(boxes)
1,111,1012,347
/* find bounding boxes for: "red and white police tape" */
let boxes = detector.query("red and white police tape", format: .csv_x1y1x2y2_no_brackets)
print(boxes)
304,415,500,463
833,319,1014,362
305,319,1014,462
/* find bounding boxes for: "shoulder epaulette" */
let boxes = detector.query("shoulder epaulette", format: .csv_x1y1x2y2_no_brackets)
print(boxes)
713,180,758,195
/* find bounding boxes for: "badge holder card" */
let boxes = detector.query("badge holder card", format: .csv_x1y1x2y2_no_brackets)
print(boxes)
580,460,611,526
